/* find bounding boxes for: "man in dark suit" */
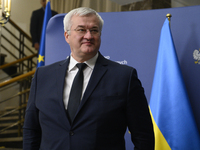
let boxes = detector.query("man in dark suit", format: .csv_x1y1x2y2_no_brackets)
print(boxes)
23,7,154,150
30,0,57,50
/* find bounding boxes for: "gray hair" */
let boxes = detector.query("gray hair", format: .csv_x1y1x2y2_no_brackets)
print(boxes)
63,7,104,34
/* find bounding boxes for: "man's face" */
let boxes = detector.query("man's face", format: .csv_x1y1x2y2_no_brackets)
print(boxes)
64,14,101,62
40,0,46,8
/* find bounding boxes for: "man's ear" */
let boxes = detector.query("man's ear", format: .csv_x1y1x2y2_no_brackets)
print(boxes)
64,31,70,44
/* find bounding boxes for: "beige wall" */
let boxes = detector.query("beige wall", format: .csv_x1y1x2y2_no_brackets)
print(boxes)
10,0,41,36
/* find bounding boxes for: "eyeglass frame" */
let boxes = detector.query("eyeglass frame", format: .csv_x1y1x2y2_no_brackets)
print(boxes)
67,26,101,36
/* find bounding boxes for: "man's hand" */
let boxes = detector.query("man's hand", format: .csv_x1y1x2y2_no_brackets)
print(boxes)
34,43,40,50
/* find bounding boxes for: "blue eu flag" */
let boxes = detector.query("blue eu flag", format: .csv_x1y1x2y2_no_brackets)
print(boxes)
37,1,52,68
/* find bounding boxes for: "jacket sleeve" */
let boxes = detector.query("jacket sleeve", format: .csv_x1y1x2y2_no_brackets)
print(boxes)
30,11,40,47
23,69,41,149
126,68,155,150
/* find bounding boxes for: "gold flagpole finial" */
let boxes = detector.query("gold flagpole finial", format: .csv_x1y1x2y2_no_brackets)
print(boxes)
166,13,172,22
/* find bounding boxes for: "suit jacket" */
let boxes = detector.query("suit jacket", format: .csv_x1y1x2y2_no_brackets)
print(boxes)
30,7,57,47
23,53,154,150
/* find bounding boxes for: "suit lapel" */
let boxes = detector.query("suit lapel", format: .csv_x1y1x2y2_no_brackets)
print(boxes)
77,53,108,112
55,58,71,126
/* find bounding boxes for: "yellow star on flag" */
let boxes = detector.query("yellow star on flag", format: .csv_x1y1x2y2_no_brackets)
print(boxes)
38,54,44,63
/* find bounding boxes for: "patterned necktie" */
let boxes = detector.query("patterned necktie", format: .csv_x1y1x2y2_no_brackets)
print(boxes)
67,63,87,123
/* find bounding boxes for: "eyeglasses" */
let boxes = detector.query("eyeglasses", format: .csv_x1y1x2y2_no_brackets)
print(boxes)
68,27,100,36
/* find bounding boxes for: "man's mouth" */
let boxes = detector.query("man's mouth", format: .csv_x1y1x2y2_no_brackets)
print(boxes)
82,41,93,45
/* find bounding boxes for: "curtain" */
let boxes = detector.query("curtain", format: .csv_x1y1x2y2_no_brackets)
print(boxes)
50,0,82,13
82,0,121,12
50,0,121,14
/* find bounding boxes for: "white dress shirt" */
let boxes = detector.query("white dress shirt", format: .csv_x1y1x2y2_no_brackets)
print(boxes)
63,53,98,110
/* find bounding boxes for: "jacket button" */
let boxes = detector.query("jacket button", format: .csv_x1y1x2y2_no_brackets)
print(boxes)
70,131,74,136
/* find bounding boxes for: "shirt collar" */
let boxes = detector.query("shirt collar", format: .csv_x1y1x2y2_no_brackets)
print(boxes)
68,53,99,72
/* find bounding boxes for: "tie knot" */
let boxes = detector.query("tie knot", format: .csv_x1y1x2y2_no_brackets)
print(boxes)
76,63,87,71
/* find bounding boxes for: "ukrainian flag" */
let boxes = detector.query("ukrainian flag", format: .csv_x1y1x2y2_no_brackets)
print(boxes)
37,1,52,67
149,18,200,150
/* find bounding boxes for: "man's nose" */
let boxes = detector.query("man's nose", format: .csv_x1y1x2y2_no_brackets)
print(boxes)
84,29,93,38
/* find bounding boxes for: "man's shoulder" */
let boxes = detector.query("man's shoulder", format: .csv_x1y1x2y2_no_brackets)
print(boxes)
32,8,43,15
37,59,67,72
51,10,58,16
32,59,68,81
101,55,134,70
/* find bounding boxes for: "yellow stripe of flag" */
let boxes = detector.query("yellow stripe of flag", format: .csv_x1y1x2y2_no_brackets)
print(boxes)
149,107,171,150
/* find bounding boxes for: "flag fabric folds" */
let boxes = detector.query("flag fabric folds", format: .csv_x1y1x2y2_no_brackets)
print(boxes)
37,1,52,68
149,18,200,150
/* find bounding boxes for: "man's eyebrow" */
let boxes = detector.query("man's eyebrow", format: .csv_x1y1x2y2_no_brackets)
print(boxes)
76,25,99,29
76,25,85,28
